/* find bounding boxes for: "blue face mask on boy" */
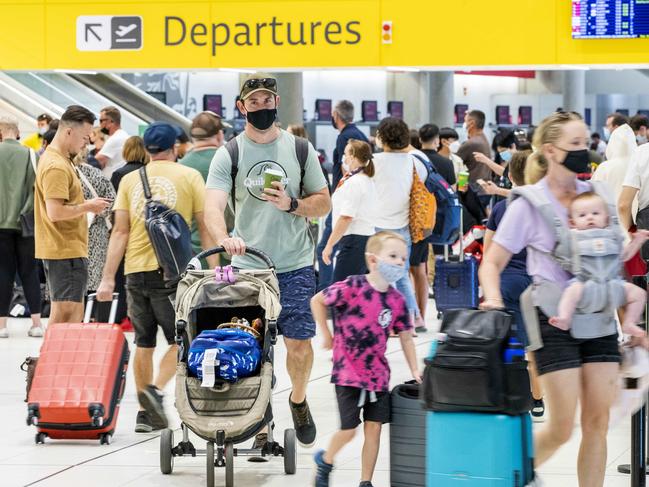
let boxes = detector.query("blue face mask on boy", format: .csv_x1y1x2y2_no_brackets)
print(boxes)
500,150,512,163
376,260,405,283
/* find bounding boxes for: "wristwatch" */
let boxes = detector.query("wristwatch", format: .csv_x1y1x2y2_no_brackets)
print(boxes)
286,197,299,213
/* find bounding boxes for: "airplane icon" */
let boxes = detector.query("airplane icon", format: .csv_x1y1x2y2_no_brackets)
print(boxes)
115,24,137,37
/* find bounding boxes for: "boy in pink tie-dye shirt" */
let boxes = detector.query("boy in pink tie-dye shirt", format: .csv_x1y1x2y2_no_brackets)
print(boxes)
310,231,421,487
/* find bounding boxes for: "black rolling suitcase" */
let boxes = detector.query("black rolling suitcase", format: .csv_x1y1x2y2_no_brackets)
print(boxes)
390,382,426,487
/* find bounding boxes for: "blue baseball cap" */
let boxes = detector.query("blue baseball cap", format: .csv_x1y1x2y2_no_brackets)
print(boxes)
143,122,183,153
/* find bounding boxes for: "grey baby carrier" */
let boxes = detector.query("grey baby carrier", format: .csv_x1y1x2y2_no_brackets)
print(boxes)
159,247,297,487
513,181,626,349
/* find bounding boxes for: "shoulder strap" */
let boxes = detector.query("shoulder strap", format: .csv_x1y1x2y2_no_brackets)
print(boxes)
226,137,239,211
411,152,435,176
294,136,309,197
509,185,573,271
138,167,152,201
77,166,99,199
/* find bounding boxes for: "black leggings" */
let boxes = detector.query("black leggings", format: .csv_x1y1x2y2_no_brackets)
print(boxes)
332,234,370,284
0,230,41,316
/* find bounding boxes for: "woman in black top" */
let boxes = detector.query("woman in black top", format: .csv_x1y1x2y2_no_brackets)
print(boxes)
110,136,150,192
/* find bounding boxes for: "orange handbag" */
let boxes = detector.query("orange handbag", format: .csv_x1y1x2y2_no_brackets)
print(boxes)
409,163,437,243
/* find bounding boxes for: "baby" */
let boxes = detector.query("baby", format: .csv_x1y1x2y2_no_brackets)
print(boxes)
550,192,649,337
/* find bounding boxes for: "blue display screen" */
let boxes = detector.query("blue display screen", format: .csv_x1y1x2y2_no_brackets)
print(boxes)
572,0,649,38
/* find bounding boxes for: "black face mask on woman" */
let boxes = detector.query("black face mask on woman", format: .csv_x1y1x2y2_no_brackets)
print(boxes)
245,108,277,131
557,147,590,174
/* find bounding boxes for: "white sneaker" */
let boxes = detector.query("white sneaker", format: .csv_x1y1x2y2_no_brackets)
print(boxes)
0,328,8,338
28,326,44,338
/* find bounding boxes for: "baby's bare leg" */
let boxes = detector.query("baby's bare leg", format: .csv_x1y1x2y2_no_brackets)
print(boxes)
549,281,585,330
621,283,647,337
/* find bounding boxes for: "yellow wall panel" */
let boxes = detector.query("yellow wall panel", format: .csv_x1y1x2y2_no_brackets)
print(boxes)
0,0,648,70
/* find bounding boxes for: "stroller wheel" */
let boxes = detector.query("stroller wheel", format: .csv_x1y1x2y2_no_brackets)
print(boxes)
225,441,234,487
160,428,174,474
206,441,215,487
283,429,297,475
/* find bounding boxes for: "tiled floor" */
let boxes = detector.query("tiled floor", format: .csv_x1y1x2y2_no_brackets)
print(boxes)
0,303,641,487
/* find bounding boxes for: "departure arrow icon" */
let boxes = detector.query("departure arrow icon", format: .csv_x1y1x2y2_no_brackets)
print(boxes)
85,23,102,42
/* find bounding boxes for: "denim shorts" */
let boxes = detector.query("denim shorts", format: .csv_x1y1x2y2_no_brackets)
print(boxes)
277,266,317,340
126,270,176,348
43,258,88,303
500,271,532,345
533,309,621,376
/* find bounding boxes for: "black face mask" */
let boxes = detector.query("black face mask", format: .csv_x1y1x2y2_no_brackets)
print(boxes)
558,148,590,174
331,117,338,130
100,127,110,136
246,108,277,131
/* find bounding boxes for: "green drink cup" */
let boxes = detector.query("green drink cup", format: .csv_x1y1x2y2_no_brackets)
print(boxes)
457,171,469,190
264,169,284,189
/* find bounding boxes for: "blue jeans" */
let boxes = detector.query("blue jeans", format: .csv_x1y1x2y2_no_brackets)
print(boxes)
317,213,337,292
375,225,420,318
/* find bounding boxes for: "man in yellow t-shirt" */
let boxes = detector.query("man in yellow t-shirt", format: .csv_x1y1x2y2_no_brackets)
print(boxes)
22,113,53,151
34,106,111,325
97,122,213,433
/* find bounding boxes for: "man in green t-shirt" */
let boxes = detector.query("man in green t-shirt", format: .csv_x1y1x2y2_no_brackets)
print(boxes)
181,111,225,255
205,74,331,452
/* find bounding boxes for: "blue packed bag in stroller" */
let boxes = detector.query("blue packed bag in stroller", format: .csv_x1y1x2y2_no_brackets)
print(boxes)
188,328,262,383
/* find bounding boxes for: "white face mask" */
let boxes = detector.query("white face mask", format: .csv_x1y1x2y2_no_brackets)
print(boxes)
38,127,47,136
637,135,648,145
449,141,461,153
341,154,350,173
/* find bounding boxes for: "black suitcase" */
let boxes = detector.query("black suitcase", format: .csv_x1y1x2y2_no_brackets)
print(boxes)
390,382,426,487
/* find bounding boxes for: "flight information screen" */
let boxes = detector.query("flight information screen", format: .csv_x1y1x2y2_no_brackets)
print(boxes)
572,0,649,38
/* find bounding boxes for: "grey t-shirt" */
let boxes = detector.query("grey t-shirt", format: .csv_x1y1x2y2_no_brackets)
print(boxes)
206,130,328,273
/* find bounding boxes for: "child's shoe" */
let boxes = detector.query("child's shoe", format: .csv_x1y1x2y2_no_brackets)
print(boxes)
314,449,333,487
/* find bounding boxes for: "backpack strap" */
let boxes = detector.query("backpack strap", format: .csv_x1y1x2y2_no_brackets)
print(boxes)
411,152,436,177
508,185,573,272
294,136,309,197
138,167,153,202
226,137,240,212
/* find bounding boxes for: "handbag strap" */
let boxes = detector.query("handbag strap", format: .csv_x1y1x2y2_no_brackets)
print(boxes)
138,166,153,201
76,166,99,199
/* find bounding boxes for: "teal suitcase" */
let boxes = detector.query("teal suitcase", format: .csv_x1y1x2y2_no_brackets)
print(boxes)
426,411,534,486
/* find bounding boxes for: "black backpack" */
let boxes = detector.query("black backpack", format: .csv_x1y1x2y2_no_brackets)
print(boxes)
139,167,193,284
225,134,309,211
422,309,533,415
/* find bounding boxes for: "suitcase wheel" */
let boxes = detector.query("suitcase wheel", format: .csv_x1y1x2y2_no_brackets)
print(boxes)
35,432,46,444
99,433,111,445
437,311,443,320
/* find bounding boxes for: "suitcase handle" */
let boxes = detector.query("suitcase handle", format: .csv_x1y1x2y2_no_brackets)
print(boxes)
84,293,119,324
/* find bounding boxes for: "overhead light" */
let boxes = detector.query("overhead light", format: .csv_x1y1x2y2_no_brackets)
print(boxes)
218,68,256,74
386,66,420,73
54,69,98,75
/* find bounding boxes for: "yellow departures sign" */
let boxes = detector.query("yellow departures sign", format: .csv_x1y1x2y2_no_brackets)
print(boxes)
1,0,649,70
0,0,380,70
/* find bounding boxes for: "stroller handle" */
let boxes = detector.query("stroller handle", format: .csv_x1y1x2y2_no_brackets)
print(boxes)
189,246,275,270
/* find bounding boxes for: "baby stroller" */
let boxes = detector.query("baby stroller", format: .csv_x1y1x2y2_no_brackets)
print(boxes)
159,247,296,487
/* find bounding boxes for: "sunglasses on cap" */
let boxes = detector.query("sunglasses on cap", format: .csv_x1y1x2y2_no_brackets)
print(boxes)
241,78,277,93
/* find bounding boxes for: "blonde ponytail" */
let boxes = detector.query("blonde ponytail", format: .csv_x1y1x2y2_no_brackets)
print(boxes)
525,151,548,184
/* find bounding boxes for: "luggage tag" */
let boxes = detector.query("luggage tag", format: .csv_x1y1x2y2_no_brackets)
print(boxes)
201,349,220,387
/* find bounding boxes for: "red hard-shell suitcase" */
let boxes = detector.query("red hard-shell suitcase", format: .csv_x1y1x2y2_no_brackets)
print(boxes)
26,293,130,444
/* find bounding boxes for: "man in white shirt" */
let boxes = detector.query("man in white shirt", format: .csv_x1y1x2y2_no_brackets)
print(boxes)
618,143,649,233
96,106,129,178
